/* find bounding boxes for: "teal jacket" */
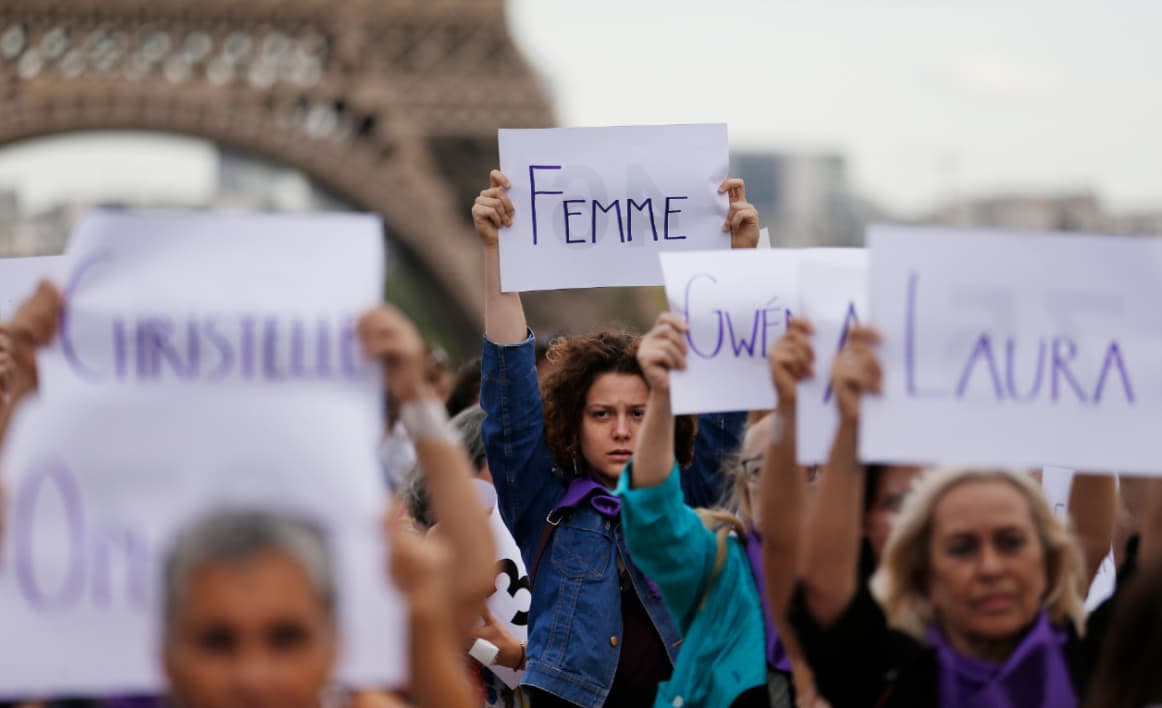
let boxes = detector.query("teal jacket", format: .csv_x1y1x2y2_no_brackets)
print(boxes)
617,462,767,707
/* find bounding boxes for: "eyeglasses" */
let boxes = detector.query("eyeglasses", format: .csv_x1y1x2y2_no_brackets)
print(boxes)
740,456,820,484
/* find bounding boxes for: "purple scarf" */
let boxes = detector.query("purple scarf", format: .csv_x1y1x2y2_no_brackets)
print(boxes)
553,476,622,519
927,611,1076,708
744,531,793,672
555,476,667,599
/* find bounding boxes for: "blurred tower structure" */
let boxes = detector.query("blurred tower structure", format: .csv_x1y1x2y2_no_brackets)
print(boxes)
0,0,567,350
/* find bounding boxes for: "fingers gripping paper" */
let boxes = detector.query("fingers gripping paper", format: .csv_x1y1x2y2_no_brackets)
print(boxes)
498,124,730,292
0,210,405,697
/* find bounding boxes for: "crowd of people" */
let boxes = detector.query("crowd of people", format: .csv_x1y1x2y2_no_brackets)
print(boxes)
0,167,1159,708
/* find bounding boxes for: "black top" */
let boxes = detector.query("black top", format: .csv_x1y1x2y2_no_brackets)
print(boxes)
787,540,1138,708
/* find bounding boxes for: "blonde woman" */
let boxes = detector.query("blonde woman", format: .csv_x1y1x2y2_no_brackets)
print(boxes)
788,325,1132,708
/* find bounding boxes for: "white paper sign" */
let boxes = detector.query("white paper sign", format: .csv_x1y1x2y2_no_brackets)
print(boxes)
476,481,529,689
660,250,799,414
861,225,1162,473
0,256,65,319
0,210,405,697
498,124,730,292
795,249,868,464
1040,467,1116,610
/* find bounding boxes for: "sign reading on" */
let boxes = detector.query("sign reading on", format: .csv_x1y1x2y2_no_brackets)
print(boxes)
0,210,405,697
861,225,1162,473
498,124,730,292
660,249,799,414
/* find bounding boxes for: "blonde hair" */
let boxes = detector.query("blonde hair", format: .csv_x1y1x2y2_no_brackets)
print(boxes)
869,467,1087,641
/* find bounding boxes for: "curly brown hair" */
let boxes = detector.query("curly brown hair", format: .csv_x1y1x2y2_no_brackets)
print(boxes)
541,330,696,476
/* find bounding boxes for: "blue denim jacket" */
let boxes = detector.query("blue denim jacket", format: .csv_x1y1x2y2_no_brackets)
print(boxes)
480,331,745,708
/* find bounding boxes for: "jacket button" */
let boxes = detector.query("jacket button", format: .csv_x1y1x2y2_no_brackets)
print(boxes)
610,635,619,647
672,697,684,707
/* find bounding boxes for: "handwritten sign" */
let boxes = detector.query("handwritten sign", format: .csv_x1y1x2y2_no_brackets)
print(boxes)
660,249,799,414
1040,467,1115,610
475,481,529,689
794,249,868,464
0,210,405,697
860,225,1162,473
498,124,730,292
0,256,65,319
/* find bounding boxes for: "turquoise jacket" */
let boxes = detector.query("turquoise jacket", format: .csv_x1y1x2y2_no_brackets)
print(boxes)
617,461,767,707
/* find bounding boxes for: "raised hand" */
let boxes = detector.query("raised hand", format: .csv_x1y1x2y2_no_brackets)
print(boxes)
719,177,760,249
472,170,515,249
8,280,65,400
357,304,429,404
636,312,690,393
830,325,882,423
770,317,816,407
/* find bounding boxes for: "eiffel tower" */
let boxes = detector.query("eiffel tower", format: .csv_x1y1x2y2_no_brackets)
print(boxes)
0,0,650,353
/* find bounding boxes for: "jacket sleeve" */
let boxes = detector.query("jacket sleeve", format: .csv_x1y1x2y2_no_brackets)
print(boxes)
480,331,563,553
617,461,717,630
681,411,747,508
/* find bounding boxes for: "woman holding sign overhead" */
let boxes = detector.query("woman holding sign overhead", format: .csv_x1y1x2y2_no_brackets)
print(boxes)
787,325,1140,708
473,169,759,707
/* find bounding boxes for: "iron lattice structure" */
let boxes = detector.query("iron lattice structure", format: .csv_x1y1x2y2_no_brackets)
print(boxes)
0,0,561,340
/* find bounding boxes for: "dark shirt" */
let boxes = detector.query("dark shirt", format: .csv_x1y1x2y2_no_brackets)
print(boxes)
606,562,673,706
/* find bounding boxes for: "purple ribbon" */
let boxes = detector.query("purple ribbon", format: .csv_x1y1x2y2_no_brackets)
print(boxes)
553,476,622,519
744,530,793,672
553,476,665,599
927,611,1077,708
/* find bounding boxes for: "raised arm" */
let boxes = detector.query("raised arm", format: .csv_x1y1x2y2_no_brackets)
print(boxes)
619,311,723,624
800,326,881,626
473,169,527,346
760,317,828,702
0,282,64,551
359,305,496,629
761,317,815,616
631,313,689,488
387,511,480,708
1068,472,1117,587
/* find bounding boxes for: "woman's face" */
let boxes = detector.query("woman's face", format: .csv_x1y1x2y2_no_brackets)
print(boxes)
164,550,337,708
578,372,648,483
927,479,1047,655
865,466,922,560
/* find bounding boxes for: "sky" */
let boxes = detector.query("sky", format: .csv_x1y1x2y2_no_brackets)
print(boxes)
0,1,1158,218
507,0,1162,216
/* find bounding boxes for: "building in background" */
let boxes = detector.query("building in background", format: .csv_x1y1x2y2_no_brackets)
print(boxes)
731,150,876,247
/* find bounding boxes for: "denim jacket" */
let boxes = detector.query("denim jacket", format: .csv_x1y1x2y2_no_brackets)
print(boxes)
480,331,745,708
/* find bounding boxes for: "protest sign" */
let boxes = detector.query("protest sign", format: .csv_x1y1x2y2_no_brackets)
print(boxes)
498,124,729,292
1040,467,1116,610
476,481,530,689
794,249,868,464
660,249,799,414
861,225,1162,473
0,210,404,697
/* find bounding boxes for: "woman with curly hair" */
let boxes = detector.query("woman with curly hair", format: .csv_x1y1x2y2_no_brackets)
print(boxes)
472,169,759,707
